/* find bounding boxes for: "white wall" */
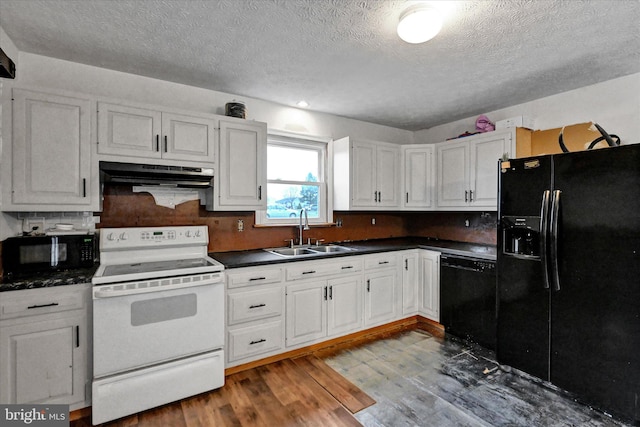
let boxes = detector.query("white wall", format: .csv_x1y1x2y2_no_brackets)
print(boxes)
13,52,415,144
414,73,640,145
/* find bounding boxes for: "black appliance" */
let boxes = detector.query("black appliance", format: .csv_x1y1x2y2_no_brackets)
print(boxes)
100,161,214,188
440,254,496,350
497,144,640,423
0,47,16,79
2,234,96,279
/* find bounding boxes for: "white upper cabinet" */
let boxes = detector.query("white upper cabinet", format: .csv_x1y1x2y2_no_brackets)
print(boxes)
436,130,513,210
6,89,98,211
402,145,435,209
334,137,400,210
208,118,267,211
97,102,215,164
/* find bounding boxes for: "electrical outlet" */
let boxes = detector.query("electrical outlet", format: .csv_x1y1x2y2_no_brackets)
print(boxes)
237,219,244,232
465,219,470,227
372,218,376,225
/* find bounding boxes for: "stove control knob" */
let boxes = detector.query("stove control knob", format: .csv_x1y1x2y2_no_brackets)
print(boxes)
119,232,129,241
195,230,202,237
185,230,192,238
106,233,116,241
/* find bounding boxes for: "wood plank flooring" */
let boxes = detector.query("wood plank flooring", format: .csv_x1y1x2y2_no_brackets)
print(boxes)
72,358,366,427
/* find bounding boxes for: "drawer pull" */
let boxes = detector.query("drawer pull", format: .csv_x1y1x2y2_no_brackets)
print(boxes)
249,277,266,281
378,261,389,265
249,338,266,345
302,270,316,275
341,266,353,269
249,303,266,309
27,302,59,309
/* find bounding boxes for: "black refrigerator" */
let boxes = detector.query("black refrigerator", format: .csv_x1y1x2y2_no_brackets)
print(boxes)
497,143,640,423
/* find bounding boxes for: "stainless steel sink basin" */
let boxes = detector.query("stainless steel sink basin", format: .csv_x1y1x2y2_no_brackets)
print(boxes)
309,245,354,253
268,247,318,257
265,244,355,257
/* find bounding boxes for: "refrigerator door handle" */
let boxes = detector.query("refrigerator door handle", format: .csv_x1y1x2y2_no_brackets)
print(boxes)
540,190,552,289
550,190,562,291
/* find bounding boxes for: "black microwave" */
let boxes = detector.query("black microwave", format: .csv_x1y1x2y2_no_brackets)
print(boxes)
2,234,96,279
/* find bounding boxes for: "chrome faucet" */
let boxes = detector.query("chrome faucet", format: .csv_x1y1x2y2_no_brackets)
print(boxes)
298,209,310,245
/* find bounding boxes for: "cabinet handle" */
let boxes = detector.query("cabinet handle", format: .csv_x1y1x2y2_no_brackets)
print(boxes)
405,259,408,270
378,261,389,265
374,191,378,202
82,178,86,198
76,325,80,348
249,303,266,309
406,192,409,203
329,286,333,300
341,265,353,270
249,277,266,281
469,190,474,202
378,191,381,202
324,286,328,300
156,135,160,152
27,302,59,309
465,190,468,202
258,186,262,200
367,279,370,292
249,338,266,345
164,135,168,153
302,270,316,275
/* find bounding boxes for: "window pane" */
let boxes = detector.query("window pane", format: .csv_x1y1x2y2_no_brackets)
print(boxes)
266,183,320,219
267,145,319,181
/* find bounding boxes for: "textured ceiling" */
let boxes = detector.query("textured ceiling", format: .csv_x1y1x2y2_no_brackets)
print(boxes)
1,0,639,131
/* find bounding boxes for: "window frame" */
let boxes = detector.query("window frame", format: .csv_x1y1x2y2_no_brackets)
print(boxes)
255,131,333,227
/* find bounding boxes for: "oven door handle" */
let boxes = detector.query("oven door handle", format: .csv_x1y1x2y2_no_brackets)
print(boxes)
94,276,223,299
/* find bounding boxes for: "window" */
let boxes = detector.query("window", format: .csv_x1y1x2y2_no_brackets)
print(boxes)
256,132,332,226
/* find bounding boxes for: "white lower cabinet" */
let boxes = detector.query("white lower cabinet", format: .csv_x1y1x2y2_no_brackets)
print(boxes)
223,248,441,367
419,250,441,322
0,284,90,410
225,266,285,367
401,250,420,315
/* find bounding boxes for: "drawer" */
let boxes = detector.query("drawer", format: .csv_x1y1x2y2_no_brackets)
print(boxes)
286,258,363,281
227,320,283,362
365,253,398,270
0,286,87,320
227,287,283,326
227,267,283,289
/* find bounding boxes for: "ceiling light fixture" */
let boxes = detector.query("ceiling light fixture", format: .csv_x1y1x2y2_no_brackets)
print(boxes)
296,100,309,108
397,5,443,44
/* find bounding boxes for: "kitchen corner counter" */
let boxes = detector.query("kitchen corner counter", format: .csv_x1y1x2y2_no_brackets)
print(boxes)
0,266,98,292
210,237,496,269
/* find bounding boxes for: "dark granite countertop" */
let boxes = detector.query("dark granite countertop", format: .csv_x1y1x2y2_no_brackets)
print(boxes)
209,237,496,269
0,266,98,292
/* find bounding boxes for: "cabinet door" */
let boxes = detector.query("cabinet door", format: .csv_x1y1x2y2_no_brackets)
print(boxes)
364,269,398,327
214,119,267,210
97,102,162,158
437,141,469,208
401,252,420,315
376,145,400,207
161,112,215,162
0,317,85,406
351,141,376,206
285,281,327,347
419,251,440,321
327,276,363,336
12,90,92,206
470,133,510,207
403,146,434,209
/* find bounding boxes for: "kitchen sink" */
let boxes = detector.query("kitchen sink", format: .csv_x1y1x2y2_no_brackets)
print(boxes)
308,245,354,253
266,245,355,257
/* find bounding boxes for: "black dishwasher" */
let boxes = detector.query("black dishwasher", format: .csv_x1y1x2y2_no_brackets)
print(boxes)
440,254,496,350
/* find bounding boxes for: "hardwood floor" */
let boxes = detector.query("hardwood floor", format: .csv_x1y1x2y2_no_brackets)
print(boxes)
73,358,366,427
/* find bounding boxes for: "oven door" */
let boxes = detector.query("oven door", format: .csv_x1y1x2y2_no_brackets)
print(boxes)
93,277,224,378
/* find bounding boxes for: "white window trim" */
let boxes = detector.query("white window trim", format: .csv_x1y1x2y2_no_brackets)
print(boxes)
255,130,333,226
